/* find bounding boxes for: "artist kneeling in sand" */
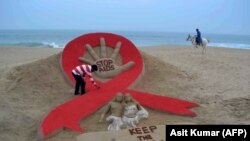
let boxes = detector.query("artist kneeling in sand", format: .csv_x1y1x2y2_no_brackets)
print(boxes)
99,93,148,131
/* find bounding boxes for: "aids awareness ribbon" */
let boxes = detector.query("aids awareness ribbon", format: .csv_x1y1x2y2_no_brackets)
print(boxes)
40,33,198,137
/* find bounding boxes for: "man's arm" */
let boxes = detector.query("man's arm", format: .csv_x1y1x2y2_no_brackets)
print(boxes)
86,73,100,88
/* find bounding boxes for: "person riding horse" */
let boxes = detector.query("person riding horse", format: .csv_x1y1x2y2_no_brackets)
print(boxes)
196,28,202,46
186,30,209,54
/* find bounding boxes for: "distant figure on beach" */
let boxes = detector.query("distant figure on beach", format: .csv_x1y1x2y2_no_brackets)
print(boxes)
186,29,210,54
71,64,99,95
196,28,202,46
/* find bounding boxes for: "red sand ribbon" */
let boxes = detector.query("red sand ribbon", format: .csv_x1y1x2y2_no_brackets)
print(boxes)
40,33,198,137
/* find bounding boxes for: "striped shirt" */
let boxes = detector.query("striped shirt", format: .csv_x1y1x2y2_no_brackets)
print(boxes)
72,64,96,84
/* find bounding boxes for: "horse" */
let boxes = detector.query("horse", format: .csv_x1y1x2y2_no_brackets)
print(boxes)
186,34,210,54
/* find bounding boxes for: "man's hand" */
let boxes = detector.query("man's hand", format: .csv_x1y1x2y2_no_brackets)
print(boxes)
94,83,100,89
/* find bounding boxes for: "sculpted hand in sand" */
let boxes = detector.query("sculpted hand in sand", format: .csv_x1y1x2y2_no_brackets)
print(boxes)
79,37,135,79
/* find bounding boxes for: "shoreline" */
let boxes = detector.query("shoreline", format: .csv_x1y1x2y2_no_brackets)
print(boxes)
1,30,250,50
140,45,250,50
1,44,250,50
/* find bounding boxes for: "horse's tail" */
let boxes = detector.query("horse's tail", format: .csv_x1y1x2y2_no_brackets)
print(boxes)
207,39,210,43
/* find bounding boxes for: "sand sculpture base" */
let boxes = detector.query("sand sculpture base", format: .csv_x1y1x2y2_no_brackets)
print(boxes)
40,33,198,137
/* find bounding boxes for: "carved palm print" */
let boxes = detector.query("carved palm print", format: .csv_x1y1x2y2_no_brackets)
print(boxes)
79,37,135,79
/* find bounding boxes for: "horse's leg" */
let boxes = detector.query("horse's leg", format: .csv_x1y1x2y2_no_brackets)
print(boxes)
191,45,196,53
202,45,205,54
192,43,196,49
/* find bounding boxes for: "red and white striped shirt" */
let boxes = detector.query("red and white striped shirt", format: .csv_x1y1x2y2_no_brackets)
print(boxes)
72,64,96,84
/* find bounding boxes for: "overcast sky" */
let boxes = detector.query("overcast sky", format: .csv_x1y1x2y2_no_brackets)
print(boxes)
0,0,249,35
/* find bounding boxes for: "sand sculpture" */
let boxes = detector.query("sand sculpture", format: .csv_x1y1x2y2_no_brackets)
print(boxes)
40,33,198,137
99,93,149,131
122,93,148,128
99,93,125,131
79,37,135,79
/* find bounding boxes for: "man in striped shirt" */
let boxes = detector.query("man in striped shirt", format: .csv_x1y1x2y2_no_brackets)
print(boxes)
72,64,99,95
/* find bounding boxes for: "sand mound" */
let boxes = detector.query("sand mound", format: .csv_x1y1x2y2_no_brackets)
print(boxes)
0,51,192,141
0,53,73,141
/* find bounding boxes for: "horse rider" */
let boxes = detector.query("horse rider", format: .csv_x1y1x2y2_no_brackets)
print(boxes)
196,28,202,45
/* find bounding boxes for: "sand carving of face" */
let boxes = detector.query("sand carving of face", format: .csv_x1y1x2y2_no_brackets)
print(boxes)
115,93,123,102
124,93,132,103
79,37,135,80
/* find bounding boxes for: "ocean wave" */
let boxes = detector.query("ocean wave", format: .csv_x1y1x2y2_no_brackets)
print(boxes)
0,42,64,48
208,43,250,49
43,42,62,48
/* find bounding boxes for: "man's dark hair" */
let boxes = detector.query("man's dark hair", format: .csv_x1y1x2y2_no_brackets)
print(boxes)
91,64,98,71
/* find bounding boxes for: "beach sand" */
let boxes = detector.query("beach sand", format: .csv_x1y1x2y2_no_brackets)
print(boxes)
0,46,249,141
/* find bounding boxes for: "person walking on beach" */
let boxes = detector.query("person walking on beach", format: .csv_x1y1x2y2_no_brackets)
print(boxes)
196,28,202,46
72,64,99,95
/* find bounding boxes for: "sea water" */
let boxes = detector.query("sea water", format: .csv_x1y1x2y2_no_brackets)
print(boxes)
0,30,249,49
